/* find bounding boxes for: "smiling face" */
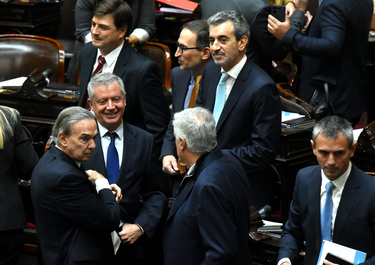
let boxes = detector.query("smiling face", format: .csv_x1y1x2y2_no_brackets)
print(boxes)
209,20,247,72
91,14,127,56
88,81,126,132
59,119,98,162
311,132,357,181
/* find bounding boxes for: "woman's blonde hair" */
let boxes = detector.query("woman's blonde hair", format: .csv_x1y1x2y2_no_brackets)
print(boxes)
0,105,19,149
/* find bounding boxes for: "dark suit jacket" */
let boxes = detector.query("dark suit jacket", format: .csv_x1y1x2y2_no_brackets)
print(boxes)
0,110,39,231
83,122,167,258
281,0,373,122
160,67,191,159
163,148,251,265
279,165,375,265
196,59,281,207
31,145,121,265
79,42,170,149
201,0,305,73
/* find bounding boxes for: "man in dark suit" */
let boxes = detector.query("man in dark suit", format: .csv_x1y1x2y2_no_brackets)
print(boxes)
278,115,375,265
83,73,167,265
268,0,373,124
78,0,170,150
201,0,305,74
161,19,211,196
196,10,281,208
31,107,122,265
163,107,251,265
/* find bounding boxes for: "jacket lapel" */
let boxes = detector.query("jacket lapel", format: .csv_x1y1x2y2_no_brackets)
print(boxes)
90,134,107,178
117,123,135,187
216,61,251,131
113,43,130,78
308,167,323,250
174,71,191,110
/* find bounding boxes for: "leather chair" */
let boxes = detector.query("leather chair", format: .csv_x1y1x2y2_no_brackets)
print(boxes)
269,60,298,86
137,41,172,90
0,34,65,83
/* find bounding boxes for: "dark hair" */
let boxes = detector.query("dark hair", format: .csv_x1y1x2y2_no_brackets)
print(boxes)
181,20,210,50
94,0,133,31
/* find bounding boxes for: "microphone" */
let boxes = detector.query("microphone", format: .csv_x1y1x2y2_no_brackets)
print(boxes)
258,205,272,219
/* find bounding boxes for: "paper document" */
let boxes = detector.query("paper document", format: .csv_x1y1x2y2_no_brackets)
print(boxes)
317,240,366,265
281,111,305,122
0,77,27,89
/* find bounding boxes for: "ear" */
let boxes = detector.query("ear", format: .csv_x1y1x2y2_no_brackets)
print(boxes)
310,140,317,156
201,47,211,60
123,94,127,107
238,36,248,52
119,26,127,39
88,99,94,110
58,132,67,147
178,137,186,150
350,142,358,157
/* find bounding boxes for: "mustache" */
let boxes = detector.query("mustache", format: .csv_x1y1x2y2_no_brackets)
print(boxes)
212,51,225,56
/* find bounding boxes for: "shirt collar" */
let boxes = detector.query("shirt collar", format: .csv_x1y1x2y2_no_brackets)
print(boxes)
320,161,352,195
97,119,124,141
221,54,247,79
96,41,124,69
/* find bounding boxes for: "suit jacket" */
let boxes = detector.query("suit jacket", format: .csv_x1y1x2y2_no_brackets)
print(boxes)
282,0,373,122
82,122,168,258
196,59,281,207
67,0,156,84
201,0,305,73
79,42,170,149
279,165,375,265
160,67,191,159
163,148,252,265
31,145,121,265
0,109,39,231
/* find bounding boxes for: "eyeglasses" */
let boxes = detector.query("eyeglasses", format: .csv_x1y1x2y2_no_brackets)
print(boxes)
176,42,199,54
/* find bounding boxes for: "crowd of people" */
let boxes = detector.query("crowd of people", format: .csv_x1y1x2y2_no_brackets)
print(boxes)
1,0,375,264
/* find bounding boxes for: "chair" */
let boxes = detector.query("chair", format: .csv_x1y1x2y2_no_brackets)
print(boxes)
269,60,298,86
0,34,65,83
137,41,172,90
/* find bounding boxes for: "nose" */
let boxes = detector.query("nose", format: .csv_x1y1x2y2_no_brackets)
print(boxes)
175,47,181,57
211,39,221,51
88,139,96,149
106,100,115,109
327,153,335,165
91,25,99,35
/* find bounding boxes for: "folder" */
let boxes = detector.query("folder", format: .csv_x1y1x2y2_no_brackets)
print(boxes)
317,240,366,265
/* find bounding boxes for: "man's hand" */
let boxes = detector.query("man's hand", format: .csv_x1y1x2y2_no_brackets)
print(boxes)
323,259,338,265
285,1,296,17
280,262,291,265
294,0,309,12
110,184,122,203
86,169,104,184
119,223,142,244
304,11,313,29
126,35,140,47
162,155,180,175
268,14,291,40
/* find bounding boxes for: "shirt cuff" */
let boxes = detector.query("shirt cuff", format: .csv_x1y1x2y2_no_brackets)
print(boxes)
135,223,145,235
278,257,292,265
95,177,110,193
84,32,92,44
130,28,150,43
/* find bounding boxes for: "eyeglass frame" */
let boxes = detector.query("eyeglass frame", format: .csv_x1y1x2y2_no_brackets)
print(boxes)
176,42,199,54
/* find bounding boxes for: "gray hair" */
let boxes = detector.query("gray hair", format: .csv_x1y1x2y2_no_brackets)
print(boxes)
173,107,217,154
207,10,250,41
87,73,126,102
0,106,19,149
51,107,95,146
312,115,354,147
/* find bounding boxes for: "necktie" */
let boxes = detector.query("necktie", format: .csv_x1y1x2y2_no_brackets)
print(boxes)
107,132,119,184
213,72,229,124
321,182,335,241
188,75,202,108
93,55,106,76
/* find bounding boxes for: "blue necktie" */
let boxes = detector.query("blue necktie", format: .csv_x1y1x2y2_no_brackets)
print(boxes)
107,132,119,184
321,182,335,241
213,72,229,125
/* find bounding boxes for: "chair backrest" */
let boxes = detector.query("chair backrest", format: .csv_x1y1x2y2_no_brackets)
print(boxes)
277,83,317,119
269,60,298,86
0,34,65,83
137,41,172,90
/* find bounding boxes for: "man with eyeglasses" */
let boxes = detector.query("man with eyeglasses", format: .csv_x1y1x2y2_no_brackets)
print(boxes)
196,10,281,208
161,19,212,197
78,0,170,152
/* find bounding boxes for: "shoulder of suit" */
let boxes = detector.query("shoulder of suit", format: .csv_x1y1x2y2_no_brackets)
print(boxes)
125,123,154,139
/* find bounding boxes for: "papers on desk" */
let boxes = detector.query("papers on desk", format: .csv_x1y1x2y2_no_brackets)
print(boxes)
282,111,305,122
0,76,26,89
256,220,283,239
317,240,366,265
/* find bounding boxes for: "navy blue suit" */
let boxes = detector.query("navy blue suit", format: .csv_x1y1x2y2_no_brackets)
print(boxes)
163,148,251,265
281,0,373,122
79,42,170,149
31,145,120,265
196,59,281,207
83,122,167,259
279,165,375,265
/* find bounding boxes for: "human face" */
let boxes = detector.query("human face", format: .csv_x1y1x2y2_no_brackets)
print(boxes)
59,119,98,162
88,81,126,132
209,21,247,72
311,132,357,181
91,14,127,56
176,29,205,74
